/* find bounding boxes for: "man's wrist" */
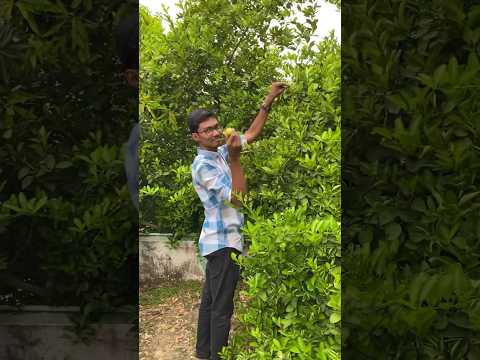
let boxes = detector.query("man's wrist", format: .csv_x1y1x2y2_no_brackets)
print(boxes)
261,95,274,112
229,155,241,163
264,94,275,106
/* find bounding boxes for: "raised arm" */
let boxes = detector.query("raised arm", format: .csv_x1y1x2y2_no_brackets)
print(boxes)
244,81,288,144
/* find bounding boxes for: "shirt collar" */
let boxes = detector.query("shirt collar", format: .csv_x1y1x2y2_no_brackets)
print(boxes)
197,147,220,159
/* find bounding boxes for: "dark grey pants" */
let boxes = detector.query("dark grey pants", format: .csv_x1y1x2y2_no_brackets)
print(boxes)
195,247,241,360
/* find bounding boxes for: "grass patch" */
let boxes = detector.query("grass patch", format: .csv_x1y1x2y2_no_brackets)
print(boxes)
140,279,202,306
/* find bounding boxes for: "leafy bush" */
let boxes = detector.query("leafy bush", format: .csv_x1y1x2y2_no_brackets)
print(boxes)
0,0,138,320
343,1,480,358
223,36,341,359
225,207,340,360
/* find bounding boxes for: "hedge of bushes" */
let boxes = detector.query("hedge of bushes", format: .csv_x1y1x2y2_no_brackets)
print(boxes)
343,1,480,358
0,0,138,334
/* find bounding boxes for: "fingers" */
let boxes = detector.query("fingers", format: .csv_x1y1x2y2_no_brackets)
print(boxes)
271,81,289,96
226,131,238,145
226,133,233,145
272,81,288,87
226,132,241,148
231,134,241,147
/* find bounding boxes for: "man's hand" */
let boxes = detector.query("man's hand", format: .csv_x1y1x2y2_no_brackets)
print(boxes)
244,81,289,144
268,81,289,99
226,131,242,161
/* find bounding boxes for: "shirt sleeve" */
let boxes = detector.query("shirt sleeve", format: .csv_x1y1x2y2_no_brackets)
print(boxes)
218,144,228,162
196,163,232,203
240,134,247,149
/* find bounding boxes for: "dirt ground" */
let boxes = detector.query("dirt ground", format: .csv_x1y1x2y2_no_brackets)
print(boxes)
139,279,246,360
139,280,202,360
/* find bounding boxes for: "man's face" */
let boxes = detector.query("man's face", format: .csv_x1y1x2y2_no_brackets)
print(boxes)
191,117,224,151
125,69,138,88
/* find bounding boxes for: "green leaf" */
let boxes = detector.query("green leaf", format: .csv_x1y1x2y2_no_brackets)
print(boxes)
459,191,480,206
419,275,438,305
56,161,72,169
378,209,396,225
385,222,401,240
18,167,29,179
16,2,40,35
329,312,341,323
21,176,34,189
18,192,28,208
73,218,83,229
43,20,66,37
410,272,428,305
417,73,434,88
34,196,47,211
447,56,459,82
433,64,447,86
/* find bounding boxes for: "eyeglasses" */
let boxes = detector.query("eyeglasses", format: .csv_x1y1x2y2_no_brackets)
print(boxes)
196,124,223,135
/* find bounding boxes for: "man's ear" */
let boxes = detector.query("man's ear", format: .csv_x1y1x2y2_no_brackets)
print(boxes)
125,69,138,88
191,132,199,142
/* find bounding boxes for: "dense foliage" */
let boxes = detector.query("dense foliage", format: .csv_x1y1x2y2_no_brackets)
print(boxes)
0,0,138,326
343,0,480,358
140,0,340,358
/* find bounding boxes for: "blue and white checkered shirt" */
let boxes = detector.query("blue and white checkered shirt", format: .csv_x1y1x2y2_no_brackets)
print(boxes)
192,136,247,256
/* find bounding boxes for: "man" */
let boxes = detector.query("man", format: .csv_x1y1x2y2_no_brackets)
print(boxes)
189,82,288,360
115,13,139,210
114,12,140,317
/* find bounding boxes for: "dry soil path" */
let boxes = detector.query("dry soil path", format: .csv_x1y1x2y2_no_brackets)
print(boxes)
139,281,201,360
139,280,245,360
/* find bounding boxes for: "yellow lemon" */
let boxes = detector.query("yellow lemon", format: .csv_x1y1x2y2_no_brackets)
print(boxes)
223,128,235,137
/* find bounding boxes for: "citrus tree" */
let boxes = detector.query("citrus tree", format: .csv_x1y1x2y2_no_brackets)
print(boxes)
140,0,340,358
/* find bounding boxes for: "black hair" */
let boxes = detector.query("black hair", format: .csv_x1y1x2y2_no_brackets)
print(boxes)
115,14,139,70
188,109,217,133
